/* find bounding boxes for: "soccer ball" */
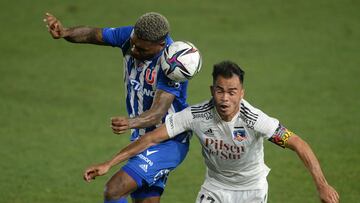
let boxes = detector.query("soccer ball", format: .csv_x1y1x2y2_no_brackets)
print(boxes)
161,41,202,82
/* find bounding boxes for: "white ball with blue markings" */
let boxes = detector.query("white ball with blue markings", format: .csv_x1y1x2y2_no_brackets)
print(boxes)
161,41,202,82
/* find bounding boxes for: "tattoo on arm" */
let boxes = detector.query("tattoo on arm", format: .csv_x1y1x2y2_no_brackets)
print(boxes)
64,26,105,45
128,90,175,129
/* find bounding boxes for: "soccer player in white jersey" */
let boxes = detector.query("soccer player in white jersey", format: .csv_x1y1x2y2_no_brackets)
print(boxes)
83,61,339,203
44,13,192,203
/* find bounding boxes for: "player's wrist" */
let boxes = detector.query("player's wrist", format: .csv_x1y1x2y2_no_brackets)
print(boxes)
62,28,71,38
315,178,329,191
127,118,136,129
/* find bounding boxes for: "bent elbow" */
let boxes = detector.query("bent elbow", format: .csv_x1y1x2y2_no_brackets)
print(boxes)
153,115,164,125
288,135,312,154
287,134,304,150
142,134,158,148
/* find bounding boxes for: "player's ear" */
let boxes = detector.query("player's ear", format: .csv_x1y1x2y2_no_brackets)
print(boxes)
158,40,166,48
210,86,214,96
156,41,166,53
240,88,245,99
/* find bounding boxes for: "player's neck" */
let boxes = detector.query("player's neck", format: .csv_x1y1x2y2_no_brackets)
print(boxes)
215,106,240,122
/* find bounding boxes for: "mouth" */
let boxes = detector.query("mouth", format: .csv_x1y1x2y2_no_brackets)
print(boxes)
131,53,151,61
130,51,140,60
219,104,229,111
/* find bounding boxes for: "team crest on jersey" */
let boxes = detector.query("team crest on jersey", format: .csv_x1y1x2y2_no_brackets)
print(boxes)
145,69,156,85
232,127,247,142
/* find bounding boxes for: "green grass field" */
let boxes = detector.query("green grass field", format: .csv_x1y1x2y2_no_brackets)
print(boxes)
1,0,359,202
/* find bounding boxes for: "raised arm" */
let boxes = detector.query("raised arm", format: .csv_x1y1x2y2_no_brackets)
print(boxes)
286,135,339,203
111,89,175,134
44,12,106,45
83,124,169,182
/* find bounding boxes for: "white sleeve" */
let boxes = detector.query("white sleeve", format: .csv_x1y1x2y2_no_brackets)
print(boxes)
241,99,279,139
165,107,193,138
254,110,279,139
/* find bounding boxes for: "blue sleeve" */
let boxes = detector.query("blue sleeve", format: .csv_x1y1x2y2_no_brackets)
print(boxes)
157,68,187,97
165,35,173,45
102,26,133,48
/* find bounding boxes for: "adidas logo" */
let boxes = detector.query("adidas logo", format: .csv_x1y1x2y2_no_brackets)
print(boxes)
139,164,148,172
204,128,213,135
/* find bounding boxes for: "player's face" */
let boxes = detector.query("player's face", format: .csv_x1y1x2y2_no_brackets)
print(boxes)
211,75,244,122
130,34,165,61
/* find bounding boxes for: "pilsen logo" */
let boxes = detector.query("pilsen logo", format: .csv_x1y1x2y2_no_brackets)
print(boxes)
204,137,245,160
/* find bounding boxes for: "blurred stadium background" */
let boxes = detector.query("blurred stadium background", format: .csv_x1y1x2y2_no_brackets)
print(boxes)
0,0,359,202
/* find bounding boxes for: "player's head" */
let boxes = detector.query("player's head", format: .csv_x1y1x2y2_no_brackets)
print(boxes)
211,61,245,121
130,12,169,61
212,60,244,85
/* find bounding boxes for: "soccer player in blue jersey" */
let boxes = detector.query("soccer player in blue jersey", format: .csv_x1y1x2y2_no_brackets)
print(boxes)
45,12,191,203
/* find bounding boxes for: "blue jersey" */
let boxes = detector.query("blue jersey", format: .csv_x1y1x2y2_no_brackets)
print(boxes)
102,26,190,143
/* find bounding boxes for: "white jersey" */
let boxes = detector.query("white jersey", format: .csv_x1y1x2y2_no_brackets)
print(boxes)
165,99,279,190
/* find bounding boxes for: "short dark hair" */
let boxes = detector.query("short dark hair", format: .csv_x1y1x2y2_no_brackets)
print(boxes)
212,60,245,84
134,12,170,42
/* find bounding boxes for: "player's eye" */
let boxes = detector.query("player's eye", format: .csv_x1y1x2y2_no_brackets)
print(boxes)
130,41,147,53
136,47,146,52
216,89,223,94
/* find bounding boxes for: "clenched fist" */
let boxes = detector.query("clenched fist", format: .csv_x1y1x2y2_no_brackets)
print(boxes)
111,117,130,134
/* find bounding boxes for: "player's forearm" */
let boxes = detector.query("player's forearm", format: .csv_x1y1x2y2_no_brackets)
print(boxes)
63,26,104,44
107,135,155,167
128,90,175,129
128,110,163,129
107,128,167,167
288,136,328,189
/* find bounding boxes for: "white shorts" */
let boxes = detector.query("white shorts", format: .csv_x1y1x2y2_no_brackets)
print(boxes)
195,181,268,203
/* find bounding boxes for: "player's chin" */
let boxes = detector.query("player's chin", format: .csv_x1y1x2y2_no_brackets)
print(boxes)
130,53,143,60
218,108,234,119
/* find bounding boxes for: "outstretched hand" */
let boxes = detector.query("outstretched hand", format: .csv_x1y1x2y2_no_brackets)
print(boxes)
83,162,111,182
111,117,130,134
318,184,339,203
43,12,66,39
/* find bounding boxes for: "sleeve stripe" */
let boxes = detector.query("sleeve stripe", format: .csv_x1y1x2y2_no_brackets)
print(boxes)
240,103,259,118
191,105,214,114
240,109,258,122
191,100,213,110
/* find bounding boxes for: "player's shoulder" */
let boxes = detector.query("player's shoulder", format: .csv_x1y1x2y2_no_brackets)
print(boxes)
239,99,279,131
240,99,261,115
188,99,215,120
102,26,134,48
190,99,214,112
239,99,262,128
103,26,133,35
106,25,133,32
